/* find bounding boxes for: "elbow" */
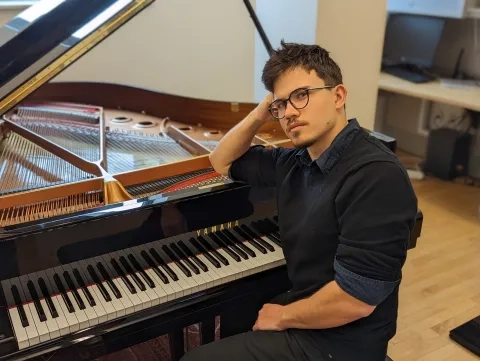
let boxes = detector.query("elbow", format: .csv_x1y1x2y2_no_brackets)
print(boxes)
356,303,376,318
209,152,229,177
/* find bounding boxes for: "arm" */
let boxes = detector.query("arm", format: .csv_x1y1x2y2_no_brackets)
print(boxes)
254,161,418,331
209,93,273,177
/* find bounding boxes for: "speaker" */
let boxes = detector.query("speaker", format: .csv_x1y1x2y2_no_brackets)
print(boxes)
422,127,471,180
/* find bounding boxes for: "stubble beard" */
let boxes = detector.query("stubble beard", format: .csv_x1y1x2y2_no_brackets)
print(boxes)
290,131,316,149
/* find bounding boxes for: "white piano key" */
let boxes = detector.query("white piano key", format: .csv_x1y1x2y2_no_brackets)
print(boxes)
102,252,143,313
195,253,227,287
133,244,179,303
61,264,99,327
115,250,156,309
142,242,186,298
127,246,167,306
52,266,90,331
25,273,60,341
1,279,29,349
171,237,216,290
84,258,125,318
9,277,40,346
91,257,130,317
36,270,70,337
44,268,80,334
155,245,198,295
77,260,116,322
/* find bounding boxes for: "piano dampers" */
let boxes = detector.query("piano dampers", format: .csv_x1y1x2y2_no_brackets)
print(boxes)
125,168,229,198
0,190,102,227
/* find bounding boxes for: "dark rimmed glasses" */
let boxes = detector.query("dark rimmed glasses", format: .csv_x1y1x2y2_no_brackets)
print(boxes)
268,86,333,120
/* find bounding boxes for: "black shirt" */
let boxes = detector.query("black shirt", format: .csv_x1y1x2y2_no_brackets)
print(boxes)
229,118,418,360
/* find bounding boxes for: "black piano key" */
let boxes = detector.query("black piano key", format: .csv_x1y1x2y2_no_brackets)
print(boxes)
259,220,282,245
127,254,155,288
169,243,200,275
110,259,136,294
243,224,276,251
197,236,229,266
11,285,29,327
149,248,179,281
207,233,241,262
234,226,267,254
264,218,279,231
26,280,47,322
38,278,58,318
178,240,208,272
222,230,256,257
140,250,169,284
62,271,85,310
119,256,146,291
96,262,122,299
161,245,191,277
53,273,75,313
216,231,249,259
87,265,111,302
72,268,96,307
188,237,221,268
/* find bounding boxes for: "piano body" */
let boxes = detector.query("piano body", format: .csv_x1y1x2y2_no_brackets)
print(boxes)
0,1,423,360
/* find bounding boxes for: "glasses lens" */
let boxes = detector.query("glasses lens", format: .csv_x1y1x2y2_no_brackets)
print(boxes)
290,88,309,109
269,100,285,119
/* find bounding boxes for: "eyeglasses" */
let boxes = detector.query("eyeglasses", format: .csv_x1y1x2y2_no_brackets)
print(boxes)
268,86,333,120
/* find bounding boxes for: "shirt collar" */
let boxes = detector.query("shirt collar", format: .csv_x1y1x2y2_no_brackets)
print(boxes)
295,118,361,174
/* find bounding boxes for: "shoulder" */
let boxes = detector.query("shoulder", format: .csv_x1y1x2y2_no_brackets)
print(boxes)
337,132,417,202
342,130,409,179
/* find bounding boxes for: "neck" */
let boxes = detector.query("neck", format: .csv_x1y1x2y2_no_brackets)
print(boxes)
307,116,348,160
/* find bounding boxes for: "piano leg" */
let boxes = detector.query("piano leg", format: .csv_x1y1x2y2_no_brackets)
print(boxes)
200,318,216,344
169,329,185,361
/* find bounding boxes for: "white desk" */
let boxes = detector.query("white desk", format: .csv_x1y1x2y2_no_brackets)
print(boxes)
378,72,480,112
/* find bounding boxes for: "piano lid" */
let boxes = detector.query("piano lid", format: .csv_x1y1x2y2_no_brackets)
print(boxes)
0,0,154,117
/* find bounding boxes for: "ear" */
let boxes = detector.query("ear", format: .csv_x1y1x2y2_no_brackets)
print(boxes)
333,84,347,110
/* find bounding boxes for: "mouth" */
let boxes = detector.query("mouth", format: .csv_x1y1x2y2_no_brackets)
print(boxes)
287,122,307,133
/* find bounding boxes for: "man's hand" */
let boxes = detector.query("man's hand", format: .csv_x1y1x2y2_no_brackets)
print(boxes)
250,92,275,124
252,303,286,332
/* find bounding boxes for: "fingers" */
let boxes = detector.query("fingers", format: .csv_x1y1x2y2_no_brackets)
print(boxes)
264,92,274,105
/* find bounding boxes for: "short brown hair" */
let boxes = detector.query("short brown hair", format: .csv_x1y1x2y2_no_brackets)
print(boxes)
261,40,343,92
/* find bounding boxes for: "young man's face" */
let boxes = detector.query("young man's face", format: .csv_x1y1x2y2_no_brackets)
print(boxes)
271,67,346,150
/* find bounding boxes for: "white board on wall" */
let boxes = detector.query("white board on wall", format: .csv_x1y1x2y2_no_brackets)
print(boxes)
316,0,387,131
252,0,318,103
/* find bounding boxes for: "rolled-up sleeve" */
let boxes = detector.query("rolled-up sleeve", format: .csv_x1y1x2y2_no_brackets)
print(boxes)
228,145,284,188
334,161,418,306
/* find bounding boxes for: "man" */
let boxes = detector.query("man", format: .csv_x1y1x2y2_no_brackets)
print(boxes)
180,41,418,361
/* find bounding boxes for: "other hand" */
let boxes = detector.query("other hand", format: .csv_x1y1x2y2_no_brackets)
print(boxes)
252,303,286,331
251,92,275,124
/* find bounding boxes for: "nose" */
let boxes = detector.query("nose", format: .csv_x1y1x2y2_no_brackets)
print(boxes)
284,100,300,119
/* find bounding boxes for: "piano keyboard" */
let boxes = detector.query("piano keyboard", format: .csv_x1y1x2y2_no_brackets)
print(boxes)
2,217,285,350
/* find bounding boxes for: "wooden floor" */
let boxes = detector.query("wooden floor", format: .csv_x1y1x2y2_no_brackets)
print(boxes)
387,153,480,360
93,154,480,361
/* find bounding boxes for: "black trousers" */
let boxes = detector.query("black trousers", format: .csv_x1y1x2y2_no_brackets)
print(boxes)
179,292,335,361
179,328,333,361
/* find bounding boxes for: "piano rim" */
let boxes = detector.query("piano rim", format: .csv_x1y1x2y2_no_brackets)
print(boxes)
0,177,250,241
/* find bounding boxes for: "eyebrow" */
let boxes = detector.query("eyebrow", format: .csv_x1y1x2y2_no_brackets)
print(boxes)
275,85,311,100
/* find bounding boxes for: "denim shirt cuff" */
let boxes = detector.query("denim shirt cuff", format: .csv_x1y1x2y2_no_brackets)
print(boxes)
334,258,400,306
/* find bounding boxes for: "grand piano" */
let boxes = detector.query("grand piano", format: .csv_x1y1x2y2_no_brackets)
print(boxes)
0,1,423,360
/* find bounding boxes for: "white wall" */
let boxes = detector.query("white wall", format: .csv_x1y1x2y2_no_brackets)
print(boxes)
252,0,318,102
0,0,257,103
316,0,387,131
